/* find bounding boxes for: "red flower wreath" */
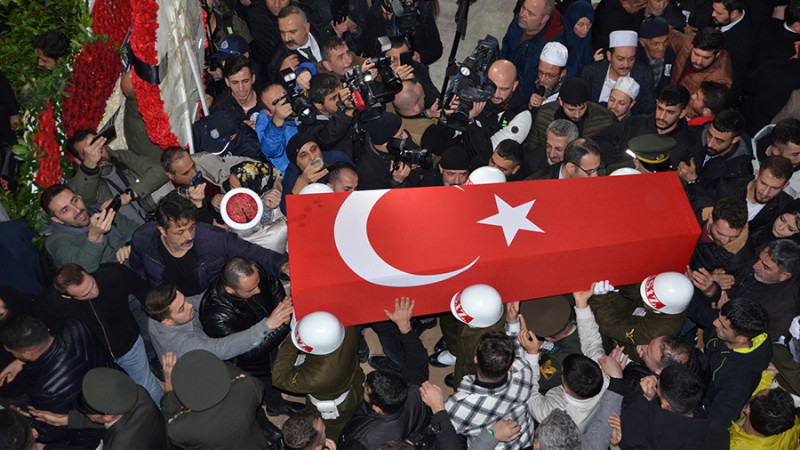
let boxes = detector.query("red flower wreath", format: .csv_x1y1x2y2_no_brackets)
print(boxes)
33,103,62,187
130,0,180,149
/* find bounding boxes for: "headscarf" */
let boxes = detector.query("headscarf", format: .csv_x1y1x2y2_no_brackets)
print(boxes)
561,0,595,78
230,161,280,196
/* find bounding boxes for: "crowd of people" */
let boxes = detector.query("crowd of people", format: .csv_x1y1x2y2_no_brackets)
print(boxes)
3,0,800,448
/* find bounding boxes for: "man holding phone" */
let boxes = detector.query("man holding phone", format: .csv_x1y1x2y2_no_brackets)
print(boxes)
66,129,169,225
40,184,139,271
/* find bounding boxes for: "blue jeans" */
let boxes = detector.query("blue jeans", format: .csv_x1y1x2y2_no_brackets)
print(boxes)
116,335,164,405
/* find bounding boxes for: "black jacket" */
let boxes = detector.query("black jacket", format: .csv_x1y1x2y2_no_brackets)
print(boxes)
34,265,148,360
686,126,754,212
25,319,115,446
299,112,360,160
580,60,657,115
722,14,757,95
749,191,793,237
593,114,700,166
338,330,431,450
361,1,443,65
620,393,729,450
687,298,772,427
734,274,800,344
199,271,289,376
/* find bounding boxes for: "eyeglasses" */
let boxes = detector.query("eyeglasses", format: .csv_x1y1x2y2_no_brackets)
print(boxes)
538,70,561,80
573,162,601,176
271,94,288,106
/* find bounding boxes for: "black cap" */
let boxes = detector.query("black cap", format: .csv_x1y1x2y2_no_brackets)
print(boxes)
285,133,317,166
172,350,231,411
559,78,590,106
519,295,572,338
367,113,403,146
79,368,138,415
439,147,470,170
639,17,669,39
200,111,238,154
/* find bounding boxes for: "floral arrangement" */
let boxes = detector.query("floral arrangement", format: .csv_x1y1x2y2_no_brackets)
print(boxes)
0,0,131,232
130,0,180,149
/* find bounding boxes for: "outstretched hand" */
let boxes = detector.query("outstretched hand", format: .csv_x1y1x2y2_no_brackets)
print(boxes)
385,297,414,334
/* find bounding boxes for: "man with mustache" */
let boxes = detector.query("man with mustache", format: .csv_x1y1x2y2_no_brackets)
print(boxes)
679,109,753,211
593,85,699,168
667,27,733,102
580,30,656,115
268,5,324,85
66,129,168,226
40,184,139,272
130,193,289,297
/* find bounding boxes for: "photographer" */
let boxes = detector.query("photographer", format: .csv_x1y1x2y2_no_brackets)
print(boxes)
255,83,298,173
426,59,531,168
362,0,443,66
40,185,139,271
300,73,362,160
386,37,440,108
358,112,424,190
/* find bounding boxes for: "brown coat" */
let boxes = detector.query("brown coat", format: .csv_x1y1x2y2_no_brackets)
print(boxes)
668,30,734,98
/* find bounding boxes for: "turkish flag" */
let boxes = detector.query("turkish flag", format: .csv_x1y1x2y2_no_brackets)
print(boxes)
286,172,700,326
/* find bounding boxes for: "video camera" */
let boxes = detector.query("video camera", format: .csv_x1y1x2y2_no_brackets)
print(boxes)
387,136,432,171
383,0,423,42
280,68,317,125
442,35,499,131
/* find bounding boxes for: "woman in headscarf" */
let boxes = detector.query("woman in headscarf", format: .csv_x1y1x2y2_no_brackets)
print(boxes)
221,161,288,255
559,1,603,78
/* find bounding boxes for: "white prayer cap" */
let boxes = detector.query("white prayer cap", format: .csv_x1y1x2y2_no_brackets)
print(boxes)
609,30,638,48
612,76,640,100
539,42,569,67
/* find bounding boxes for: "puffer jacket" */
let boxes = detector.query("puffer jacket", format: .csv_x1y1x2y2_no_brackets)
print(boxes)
25,318,115,446
199,272,289,376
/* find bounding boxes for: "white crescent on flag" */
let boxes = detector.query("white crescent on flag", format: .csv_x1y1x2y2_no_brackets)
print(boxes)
333,189,480,287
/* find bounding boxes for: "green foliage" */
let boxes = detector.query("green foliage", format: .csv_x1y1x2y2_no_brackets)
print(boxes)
0,0,93,235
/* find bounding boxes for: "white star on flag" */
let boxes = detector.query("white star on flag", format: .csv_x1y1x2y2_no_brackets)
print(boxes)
478,195,544,246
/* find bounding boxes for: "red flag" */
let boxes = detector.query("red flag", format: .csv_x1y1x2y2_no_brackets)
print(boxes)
286,172,700,326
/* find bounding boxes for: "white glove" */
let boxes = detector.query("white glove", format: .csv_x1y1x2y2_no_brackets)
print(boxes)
593,280,615,295
790,316,800,341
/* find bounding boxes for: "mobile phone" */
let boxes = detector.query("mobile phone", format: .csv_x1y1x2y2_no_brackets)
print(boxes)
107,195,122,213
91,123,117,144
191,172,205,187
400,51,413,66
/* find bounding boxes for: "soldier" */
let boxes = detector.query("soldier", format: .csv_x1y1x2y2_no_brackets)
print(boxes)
588,273,693,361
519,295,582,394
161,350,280,448
272,313,363,440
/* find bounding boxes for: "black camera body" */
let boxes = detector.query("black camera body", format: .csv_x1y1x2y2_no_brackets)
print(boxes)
331,0,349,23
280,68,317,125
342,66,385,122
387,137,432,171
443,35,500,131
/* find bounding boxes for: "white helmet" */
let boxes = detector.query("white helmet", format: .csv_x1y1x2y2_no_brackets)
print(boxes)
467,166,506,185
450,284,504,328
299,183,334,194
639,272,694,315
291,311,345,355
610,167,642,176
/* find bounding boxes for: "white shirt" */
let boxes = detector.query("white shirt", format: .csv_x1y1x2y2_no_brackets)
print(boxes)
599,67,617,103
297,33,322,62
747,199,766,221
720,10,746,33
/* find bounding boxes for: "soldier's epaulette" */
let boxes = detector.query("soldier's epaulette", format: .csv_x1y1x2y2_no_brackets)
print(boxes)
167,406,192,424
231,373,247,384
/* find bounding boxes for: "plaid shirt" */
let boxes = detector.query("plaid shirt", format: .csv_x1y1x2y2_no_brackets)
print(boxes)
445,343,536,450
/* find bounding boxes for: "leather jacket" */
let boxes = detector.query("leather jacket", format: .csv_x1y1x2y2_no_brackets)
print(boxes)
199,272,289,376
